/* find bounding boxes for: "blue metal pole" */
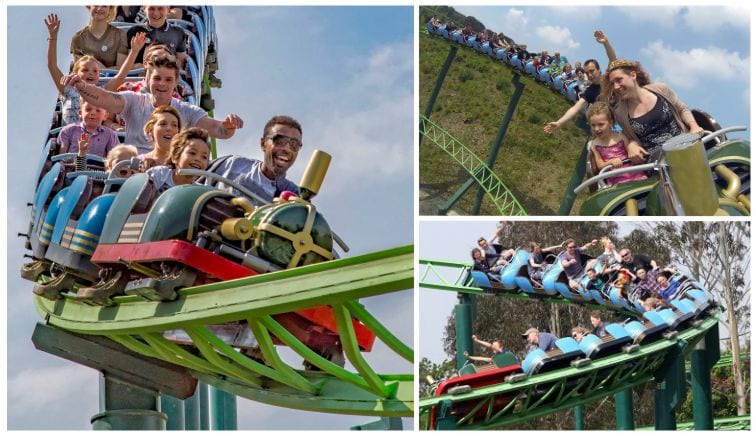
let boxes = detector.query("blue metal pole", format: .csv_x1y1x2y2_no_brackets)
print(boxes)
161,395,185,430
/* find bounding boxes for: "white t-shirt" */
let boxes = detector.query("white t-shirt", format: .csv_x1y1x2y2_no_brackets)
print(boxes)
119,91,207,153
146,165,175,193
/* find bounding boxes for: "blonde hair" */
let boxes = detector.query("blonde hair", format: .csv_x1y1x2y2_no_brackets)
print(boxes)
86,6,117,26
105,144,138,171
586,100,614,123
144,105,182,138
73,55,100,75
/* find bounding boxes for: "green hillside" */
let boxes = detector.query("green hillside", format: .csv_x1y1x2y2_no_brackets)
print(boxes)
419,31,591,215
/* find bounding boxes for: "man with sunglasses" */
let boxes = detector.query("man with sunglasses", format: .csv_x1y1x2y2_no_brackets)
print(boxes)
618,248,658,281
208,115,302,203
559,238,597,290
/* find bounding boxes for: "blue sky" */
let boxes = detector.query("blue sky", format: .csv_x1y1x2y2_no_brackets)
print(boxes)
6,6,413,430
451,5,750,135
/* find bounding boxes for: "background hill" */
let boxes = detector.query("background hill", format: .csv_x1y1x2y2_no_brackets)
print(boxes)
419,9,592,215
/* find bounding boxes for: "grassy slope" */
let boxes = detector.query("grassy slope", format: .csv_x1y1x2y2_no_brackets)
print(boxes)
419,32,590,215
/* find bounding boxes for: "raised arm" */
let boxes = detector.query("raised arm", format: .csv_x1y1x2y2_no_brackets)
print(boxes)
196,114,244,139
45,14,64,94
544,98,588,134
62,74,125,114
472,334,493,349
104,32,146,92
581,239,598,251
594,30,617,64
463,351,492,363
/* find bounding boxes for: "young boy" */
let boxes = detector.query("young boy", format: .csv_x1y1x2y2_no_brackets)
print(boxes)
585,268,606,293
58,101,119,157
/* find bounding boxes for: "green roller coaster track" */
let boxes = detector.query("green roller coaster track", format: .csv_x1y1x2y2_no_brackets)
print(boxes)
418,258,725,430
35,245,414,417
419,115,527,216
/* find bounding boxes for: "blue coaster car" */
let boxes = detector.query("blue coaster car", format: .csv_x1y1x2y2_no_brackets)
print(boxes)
624,311,670,345
577,323,633,360
499,249,530,289
522,337,584,376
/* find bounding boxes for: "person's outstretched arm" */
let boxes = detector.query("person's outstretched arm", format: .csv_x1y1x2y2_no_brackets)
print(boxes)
61,74,125,114
45,14,65,95
544,98,588,133
104,32,146,92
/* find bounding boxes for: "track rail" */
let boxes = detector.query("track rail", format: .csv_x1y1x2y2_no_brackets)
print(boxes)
420,115,527,216
36,246,414,416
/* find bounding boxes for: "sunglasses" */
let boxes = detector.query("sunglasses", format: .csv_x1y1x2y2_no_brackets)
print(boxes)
265,134,302,151
567,245,576,249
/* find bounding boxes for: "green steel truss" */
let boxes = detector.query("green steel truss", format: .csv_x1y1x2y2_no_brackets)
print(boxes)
35,245,414,417
418,258,723,429
419,115,527,216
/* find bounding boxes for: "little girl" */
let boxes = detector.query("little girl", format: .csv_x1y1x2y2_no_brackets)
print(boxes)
138,105,182,169
45,13,146,125
587,102,647,186
146,127,210,193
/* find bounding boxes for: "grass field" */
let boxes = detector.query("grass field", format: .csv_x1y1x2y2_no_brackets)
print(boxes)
419,31,592,215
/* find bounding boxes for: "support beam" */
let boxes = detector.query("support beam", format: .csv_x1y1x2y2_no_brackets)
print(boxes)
472,73,525,214
162,395,185,430
573,405,584,430
614,388,634,429
31,322,197,398
183,386,201,430
209,386,237,430
653,343,686,430
92,374,166,430
421,45,458,145
454,293,475,369
691,326,720,429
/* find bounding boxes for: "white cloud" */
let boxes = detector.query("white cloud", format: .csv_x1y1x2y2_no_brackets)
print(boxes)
502,8,528,43
546,6,602,22
8,365,98,429
535,25,580,52
641,41,749,89
620,6,683,28
682,6,750,32
357,41,414,94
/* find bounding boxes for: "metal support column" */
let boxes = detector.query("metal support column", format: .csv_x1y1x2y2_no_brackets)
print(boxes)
92,374,167,430
435,399,457,430
691,326,720,429
615,388,635,429
654,343,686,430
199,382,210,430
472,73,525,214
421,45,458,145
558,141,589,215
573,405,584,430
454,293,475,369
209,386,237,430
183,386,201,430
162,395,185,430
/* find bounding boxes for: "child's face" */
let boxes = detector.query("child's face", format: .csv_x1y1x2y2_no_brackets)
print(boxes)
80,103,108,129
77,60,100,84
175,138,210,171
587,270,596,279
656,276,669,288
152,112,180,148
577,70,585,79
107,149,138,175
590,113,612,139
636,268,647,279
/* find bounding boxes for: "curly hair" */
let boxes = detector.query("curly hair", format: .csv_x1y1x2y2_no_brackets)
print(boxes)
586,100,614,123
600,59,651,101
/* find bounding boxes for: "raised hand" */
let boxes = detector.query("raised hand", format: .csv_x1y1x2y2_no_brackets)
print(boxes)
543,121,560,134
594,30,608,44
77,132,90,157
45,14,60,38
131,32,147,52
